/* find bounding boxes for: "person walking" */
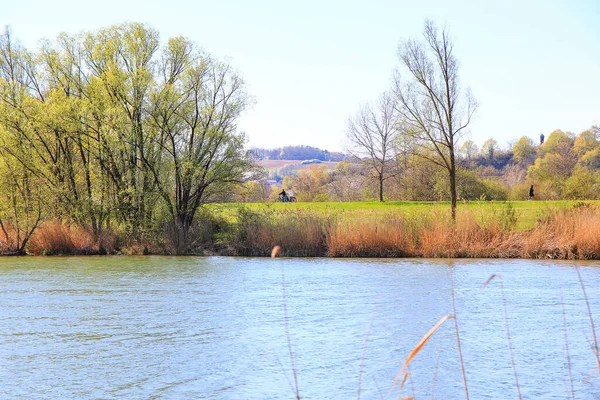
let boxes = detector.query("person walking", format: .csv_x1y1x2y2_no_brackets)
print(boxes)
529,185,534,200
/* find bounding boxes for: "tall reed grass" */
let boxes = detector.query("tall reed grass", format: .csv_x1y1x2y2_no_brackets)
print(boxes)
231,208,330,256
27,220,116,255
231,203,600,259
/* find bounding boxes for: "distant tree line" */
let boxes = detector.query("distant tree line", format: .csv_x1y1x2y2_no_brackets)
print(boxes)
237,126,600,204
250,145,346,161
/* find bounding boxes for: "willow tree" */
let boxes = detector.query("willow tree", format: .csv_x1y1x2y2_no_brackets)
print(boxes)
0,24,255,252
82,23,161,235
0,28,46,252
145,37,255,253
393,21,476,221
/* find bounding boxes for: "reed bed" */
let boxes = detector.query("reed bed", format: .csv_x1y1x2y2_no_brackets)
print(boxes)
326,211,419,257
27,220,116,255
231,208,330,256
231,203,600,259
5,202,600,258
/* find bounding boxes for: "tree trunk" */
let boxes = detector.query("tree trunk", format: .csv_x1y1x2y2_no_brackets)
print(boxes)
379,174,384,202
450,163,457,223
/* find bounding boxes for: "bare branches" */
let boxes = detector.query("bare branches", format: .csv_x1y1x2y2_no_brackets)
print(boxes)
393,20,476,220
346,91,402,201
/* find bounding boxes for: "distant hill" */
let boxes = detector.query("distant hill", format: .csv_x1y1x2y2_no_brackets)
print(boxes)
250,145,346,161
257,159,338,170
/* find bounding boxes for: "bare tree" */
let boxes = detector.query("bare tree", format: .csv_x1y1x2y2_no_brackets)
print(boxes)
393,20,476,220
346,92,401,202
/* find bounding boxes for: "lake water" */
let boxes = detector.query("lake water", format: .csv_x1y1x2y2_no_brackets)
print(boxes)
0,257,599,399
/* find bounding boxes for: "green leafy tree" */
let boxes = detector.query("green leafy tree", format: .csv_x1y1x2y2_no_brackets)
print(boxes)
563,166,599,199
0,24,255,253
512,136,536,165
481,138,499,162
573,127,598,156
459,140,478,163
538,130,574,157
295,165,330,201
145,38,255,252
579,148,600,170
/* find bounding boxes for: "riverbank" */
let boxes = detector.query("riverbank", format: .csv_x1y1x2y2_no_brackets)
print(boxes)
229,201,600,259
3,201,600,259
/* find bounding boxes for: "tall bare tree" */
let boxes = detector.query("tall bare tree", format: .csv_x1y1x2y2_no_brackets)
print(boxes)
346,91,400,202
393,20,476,220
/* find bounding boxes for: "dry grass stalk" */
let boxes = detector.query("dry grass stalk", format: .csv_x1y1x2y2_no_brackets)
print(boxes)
560,289,575,400
397,371,410,395
273,245,300,400
388,315,454,397
450,267,470,400
357,306,378,400
271,245,281,258
430,338,443,400
481,274,521,399
575,267,600,372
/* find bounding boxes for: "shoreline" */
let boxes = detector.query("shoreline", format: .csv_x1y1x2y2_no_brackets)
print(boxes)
2,201,600,259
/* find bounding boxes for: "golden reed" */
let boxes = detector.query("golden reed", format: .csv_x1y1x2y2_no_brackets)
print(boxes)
233,205,600,259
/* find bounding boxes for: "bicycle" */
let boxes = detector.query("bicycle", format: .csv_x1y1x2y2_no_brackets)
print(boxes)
277,194,297,202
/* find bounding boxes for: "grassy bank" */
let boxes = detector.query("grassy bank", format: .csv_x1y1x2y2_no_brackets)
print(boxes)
3,200,600,257
218,200,591,230
227,201,600,259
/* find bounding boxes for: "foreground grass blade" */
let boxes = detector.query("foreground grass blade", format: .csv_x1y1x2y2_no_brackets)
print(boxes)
388,315,454,396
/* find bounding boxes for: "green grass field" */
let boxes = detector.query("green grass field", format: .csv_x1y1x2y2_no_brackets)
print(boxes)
214,200,598,230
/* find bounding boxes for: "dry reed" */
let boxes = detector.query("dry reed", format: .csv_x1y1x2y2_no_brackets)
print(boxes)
27,220,116,255
231,203,600,259
389,315,454,397
481,274,521,399
576,267,600,373
450,267,470,400
231,208,329,256
560,288,575,400
272,245,300,400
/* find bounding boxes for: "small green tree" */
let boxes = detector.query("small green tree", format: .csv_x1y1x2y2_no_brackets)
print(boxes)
512,136,536,165
563,166,599,199
459,140,478,163
145,39,255,253
573,127,599,156
481,138,499,163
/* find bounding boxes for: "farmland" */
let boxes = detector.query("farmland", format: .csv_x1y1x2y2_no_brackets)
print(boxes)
256,159,339,172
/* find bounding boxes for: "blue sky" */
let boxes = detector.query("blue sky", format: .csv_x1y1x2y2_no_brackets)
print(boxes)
2,0,599,152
